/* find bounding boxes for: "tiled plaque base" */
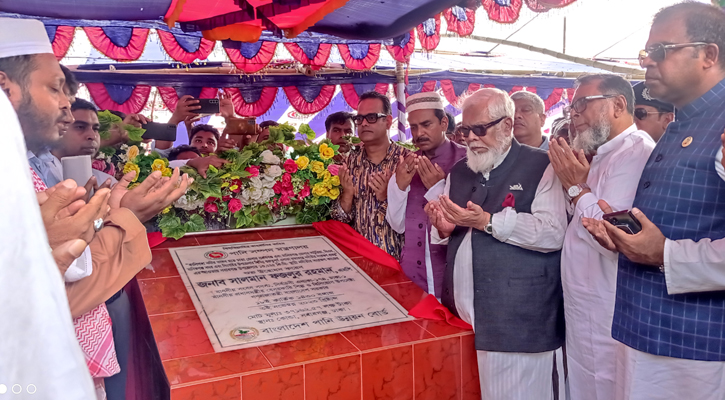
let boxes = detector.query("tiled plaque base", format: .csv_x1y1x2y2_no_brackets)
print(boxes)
138,227,480,400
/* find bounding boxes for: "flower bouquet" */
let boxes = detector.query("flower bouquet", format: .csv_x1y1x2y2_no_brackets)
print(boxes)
157,123,343,239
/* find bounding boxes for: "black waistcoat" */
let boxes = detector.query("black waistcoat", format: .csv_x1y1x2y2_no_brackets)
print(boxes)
441,140,565,353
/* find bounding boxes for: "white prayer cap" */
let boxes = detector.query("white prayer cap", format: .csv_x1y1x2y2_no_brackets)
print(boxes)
0,18,54,59
407,92,444,113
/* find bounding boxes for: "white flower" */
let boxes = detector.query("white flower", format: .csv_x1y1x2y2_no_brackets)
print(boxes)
260,150,280,165
265,165,283,178
174,195,205,211
261,188,275,201
249,176,264,189
120,144,129,151
261,175,277,189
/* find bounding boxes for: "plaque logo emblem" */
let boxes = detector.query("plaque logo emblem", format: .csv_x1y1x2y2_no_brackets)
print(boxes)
642,87,654,101
230,327,259,342
682,136,693,148
205,251,228,260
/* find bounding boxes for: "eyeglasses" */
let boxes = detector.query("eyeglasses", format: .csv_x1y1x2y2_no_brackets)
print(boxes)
638,42,709,67
634,108,668,121
564,95,617,117
458,116,506,138
352,113,388,125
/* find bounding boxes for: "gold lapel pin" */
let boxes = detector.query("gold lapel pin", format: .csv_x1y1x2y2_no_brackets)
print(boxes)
682,136,693,148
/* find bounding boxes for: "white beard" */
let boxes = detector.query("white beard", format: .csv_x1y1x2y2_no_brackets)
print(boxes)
572,109,610,154
466,133,512,175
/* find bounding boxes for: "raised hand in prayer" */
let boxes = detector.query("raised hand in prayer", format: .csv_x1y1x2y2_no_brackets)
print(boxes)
416,156,446,190
395,153,417,191
110,168,192,223
582,199,666,267
37,179,111,248
80,175,113,203
548,137,590,198
169,95,201,126
424,200,455,238
338,164,357,214
186,155,231,178
369,170,393,202
52,239,88,276
438,195,490,232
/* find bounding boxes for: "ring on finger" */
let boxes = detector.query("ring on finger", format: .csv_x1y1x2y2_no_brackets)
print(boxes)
93,218,104,232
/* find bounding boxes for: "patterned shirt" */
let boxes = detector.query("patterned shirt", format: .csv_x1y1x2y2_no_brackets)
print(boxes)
332,143,412,259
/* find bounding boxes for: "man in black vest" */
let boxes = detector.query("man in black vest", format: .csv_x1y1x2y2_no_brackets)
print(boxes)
425,88,567,400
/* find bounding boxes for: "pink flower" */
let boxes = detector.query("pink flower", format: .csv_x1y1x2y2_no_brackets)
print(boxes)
273,181,283,195
204,202,218,213
222,195,231,202
327,164,340,176
283,158,298,174
228,198,242,213
107,163,116,177
282,173,292,185
92,159,106,172
280,194,291,206
245,166,260,178
298,184,311,199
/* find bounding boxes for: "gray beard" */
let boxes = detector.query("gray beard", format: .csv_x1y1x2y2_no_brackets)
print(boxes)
466,133,512,175
572,110,610,154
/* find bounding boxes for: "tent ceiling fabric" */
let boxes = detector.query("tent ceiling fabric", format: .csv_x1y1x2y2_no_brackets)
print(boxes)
0,0,578,42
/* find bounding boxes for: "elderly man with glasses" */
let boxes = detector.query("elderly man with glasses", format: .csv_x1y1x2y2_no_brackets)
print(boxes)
580,3,725,399
332,91,411,259
548,73,655,400
425,88,567,400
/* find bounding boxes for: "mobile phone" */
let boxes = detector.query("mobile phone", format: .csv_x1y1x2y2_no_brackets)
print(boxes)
224,117,257,136
193,98,220,114
141,122,177,141
603,210,642,234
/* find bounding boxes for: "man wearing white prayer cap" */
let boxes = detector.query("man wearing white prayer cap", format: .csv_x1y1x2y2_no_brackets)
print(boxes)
386,92,467,296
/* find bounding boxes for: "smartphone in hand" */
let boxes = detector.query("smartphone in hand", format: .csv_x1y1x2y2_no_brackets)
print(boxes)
193,98,220,114
603,210,642,234
142,122,177,141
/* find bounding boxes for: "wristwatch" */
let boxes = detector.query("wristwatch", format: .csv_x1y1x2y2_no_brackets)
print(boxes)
567,183,590,199
484,221,493,234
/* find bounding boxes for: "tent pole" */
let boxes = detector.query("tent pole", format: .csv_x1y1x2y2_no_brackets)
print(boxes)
395,61,407,141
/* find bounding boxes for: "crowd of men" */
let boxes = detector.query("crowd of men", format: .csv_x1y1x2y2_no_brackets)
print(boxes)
3,2,725,400
330,2,725,400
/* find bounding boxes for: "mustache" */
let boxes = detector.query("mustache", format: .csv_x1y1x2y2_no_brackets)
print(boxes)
415,137,430,143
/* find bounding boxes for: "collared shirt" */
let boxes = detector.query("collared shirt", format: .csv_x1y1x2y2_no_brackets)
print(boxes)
561,124,655,400
331,143,412,260
539,136,550,151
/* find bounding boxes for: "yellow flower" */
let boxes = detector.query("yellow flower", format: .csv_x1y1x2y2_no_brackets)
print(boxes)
312,182,328,197
319,170,332,181
328,187,340,200
161,205,172,214
319,143,335,160
295,156,310,170
220,173,231,179
310,161,325,175
162,168,173,177
127,145,139,162
122,162,140,182
331,176,340,186
151,159,166,172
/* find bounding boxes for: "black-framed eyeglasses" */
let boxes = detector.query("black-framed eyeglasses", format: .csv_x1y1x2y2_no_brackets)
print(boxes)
564,95,617,117
638,42,709,67
634,108,668,121
352,113,388,125
458,116,506,138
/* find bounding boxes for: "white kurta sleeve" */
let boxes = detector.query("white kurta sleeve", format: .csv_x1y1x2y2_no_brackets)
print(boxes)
386,172,408,234
63,246,93,283
429,174,451,245
661,145,725,294
574,137,654,259
490,165,567,253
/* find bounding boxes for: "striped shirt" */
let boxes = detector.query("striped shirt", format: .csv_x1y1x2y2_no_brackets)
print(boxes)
331,143,411,259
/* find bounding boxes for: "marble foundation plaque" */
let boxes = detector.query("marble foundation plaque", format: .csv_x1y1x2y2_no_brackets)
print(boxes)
169,236,414,352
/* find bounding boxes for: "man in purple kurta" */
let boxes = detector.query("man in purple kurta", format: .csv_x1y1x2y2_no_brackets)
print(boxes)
387,92,467,296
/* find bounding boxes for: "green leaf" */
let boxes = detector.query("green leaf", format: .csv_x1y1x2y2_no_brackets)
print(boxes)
98,146,116,156
183,214,206,233
98,110,122,137
124,124,146,142
299,123,316,141
158,212,187,240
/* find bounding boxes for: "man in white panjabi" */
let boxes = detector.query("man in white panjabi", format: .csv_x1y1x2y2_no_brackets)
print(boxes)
425,88,567,400
0,90,96,398
548,74,655,400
